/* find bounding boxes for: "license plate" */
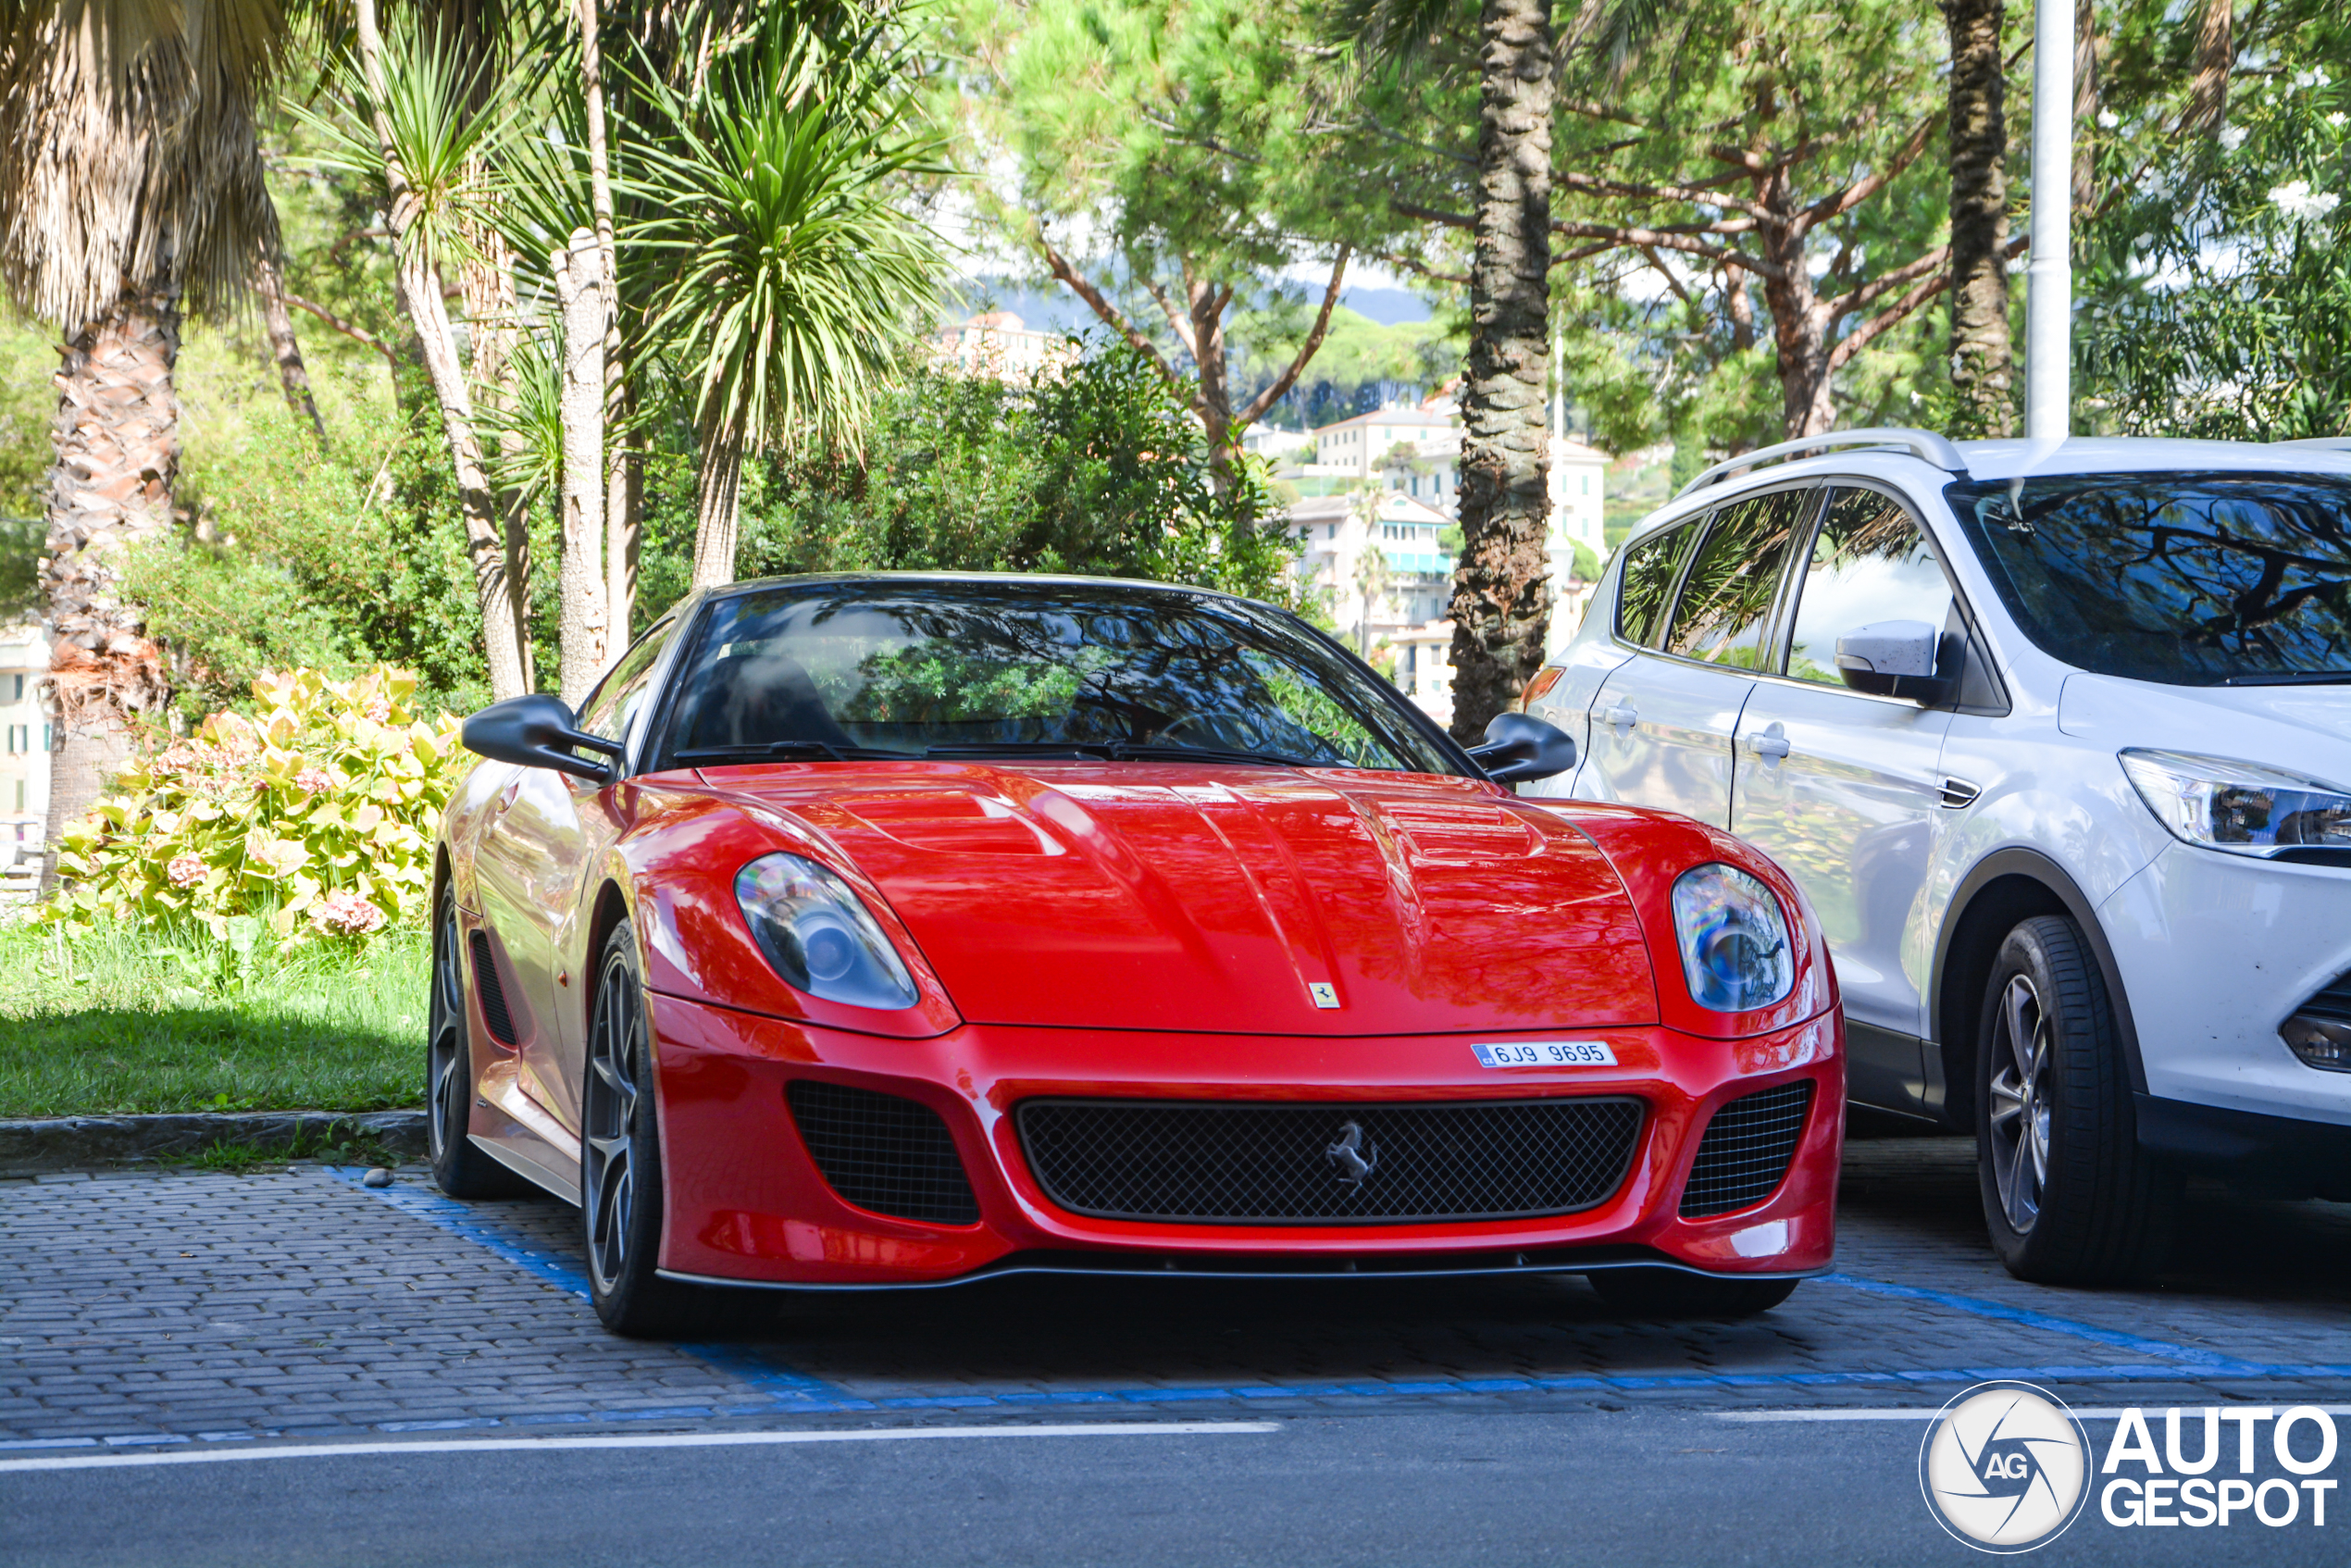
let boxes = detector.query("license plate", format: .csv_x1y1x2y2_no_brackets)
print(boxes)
1472,1039,1618,1069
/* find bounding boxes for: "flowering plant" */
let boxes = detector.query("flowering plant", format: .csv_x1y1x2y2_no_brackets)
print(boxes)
46,666,467,945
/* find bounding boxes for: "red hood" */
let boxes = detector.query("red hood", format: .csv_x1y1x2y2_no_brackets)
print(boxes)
693,761,1658,1035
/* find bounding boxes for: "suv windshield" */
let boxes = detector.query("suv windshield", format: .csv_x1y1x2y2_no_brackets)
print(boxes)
1947,471,2351,685
657,579,1462,776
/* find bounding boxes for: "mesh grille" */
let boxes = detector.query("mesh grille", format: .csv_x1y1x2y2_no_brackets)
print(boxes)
1016,1098,1644,1225
787,1080,980,1226
1679,1080,1813,1218
467,930,516,1046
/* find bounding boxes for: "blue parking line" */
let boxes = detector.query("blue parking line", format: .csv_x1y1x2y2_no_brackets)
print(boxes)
1814,1273,2266,1372
324,1168,857,1409
323,1170,2341,1430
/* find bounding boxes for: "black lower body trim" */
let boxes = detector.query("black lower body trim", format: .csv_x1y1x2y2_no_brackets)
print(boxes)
657,1244,1828,1293
2133,1092,2351,1198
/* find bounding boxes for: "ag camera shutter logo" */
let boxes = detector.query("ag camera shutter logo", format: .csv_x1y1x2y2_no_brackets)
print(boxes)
1919,1381,2092,1552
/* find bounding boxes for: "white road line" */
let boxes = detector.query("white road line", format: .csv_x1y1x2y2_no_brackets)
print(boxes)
1721,1405,2351,1423
0,1421,1283,1475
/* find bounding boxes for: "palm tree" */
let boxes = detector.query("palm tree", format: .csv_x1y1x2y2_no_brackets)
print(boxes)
631,6,946,589
1338,0,1556,742
0,0,288,867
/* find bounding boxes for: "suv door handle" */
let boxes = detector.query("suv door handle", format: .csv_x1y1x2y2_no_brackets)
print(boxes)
1600,703,1637,728
1747,733,1790,759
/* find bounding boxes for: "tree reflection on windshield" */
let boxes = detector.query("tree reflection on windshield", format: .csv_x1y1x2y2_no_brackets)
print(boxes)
660,579,1462,775
1947,471,2351,684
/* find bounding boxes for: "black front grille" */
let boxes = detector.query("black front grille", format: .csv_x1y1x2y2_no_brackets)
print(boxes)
1016,1098,1644,1225
1680,1080,1814,1218
467,930,516,1045
2292,969,2351,1027
787,1080,980,1226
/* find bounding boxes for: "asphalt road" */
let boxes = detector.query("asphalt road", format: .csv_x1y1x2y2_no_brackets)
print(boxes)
6,1408,2343,1567
6,1132,2351,1564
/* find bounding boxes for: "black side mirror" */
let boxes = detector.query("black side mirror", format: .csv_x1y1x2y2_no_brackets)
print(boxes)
1468,711,1579,785
461,694,624,783
1835,620,1955,704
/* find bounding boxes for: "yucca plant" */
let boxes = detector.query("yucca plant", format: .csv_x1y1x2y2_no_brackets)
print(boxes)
629,3,949,588
0,0,290,873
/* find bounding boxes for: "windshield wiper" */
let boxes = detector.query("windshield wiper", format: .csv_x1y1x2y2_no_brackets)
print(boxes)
918,740,1315,767
675,740,882,763
2221,671,2351,686
1104,742,1318,768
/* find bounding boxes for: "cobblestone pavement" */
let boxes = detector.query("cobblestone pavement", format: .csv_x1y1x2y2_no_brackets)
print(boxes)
6,1135,2350,1450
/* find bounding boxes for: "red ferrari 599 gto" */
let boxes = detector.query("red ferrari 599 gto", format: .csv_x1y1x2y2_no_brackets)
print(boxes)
433,574,1842,1335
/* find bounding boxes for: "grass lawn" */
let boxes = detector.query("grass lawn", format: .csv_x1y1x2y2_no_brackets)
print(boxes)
0,919,429,1118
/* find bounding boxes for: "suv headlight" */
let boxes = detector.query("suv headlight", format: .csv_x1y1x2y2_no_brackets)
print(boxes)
1670,863,1794,1013
735,852,918,1010
2119,749,2351,857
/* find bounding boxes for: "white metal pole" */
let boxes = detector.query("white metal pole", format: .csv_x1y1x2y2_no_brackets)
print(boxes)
2023,0,2075,441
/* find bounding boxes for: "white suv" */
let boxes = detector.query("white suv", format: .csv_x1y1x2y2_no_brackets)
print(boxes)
1525,430,2351,1284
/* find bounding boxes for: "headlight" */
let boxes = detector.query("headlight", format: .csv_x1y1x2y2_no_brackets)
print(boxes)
1671,863,1794,1013
2119,749,2351,857
735,852,918,1010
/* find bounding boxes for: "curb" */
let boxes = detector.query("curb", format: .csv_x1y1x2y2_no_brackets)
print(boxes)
0,1110,427,1175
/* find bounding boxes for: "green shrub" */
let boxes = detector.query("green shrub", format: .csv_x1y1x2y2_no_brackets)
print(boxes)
47,666,466,946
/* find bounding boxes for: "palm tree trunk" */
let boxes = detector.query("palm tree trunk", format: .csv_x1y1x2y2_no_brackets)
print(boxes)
1943,0,2015,438
39,288,181,879
554,230,609,705
607,388,640,644
577,0,633,653
1447,0,1555,744
253,238,328,445
354,0,528,702
691,428,745,591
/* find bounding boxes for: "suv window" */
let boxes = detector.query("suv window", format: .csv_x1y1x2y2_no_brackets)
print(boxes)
1785,488,1954,685
1662,490,1811,667
1616,518,1698,648
579,620,675,748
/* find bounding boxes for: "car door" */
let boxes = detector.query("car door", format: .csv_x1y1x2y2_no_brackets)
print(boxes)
471,623,674,1133
1578,489,1812,827
1730,483,1959,1110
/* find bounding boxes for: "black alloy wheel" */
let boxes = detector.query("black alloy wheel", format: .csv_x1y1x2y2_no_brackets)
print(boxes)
1974,915,2176,1284
582,919,706,1337
1586,1267,1798,1319
427,883,529,1199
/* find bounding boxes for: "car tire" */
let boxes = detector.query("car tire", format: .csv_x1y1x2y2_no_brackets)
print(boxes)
427,883,531,1200
582,919,709,1338
1974,915,2176,1284
1586,1268,1799,1319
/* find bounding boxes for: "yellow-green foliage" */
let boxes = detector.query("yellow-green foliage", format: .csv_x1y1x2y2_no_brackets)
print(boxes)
48,666,466,945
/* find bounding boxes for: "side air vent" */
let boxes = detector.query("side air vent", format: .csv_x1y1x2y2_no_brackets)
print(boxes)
787,1080,981,1226
1680,1080,1814,1219
466,930,517,1046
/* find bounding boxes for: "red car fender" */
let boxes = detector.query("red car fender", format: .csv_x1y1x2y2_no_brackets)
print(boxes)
1534,802,1840,1042
616,787,962,1040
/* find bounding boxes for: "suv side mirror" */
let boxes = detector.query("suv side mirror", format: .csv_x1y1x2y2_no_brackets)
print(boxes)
462,693,624,783
1835,621,1952,704
1469,711,1579,785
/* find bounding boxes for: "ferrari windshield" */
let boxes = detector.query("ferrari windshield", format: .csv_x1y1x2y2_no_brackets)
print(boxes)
658,579,1462,775
1947,471,2351,685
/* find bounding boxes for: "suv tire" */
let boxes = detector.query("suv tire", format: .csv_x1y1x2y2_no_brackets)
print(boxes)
1974,915,2175,1284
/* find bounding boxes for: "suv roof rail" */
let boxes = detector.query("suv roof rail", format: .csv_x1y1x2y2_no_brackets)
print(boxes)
1673,428,1970,500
